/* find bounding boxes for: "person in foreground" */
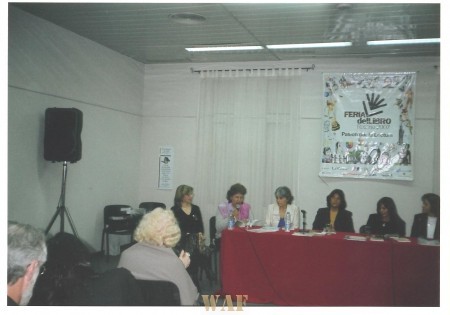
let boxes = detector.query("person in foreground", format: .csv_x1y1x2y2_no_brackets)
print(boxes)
216,183,252,238
365,197,406,236
171,184,206,288
118,208,199,306
265,186,300,229
29,232,144,305
312,189,355,232
7,221,47,306
410,193,440,240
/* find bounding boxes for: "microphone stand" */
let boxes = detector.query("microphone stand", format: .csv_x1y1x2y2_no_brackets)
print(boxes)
301,210,307,233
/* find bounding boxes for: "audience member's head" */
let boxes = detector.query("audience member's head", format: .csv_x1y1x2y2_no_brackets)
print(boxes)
45,231,91,274
29,232,94,305
7,221,47,306
134,208,181,248
421,193,440,217
31,232,147,306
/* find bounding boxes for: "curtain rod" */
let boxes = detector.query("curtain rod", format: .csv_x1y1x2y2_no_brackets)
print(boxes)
191,64,315,73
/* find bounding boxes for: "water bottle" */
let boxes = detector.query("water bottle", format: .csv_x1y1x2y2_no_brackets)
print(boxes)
285,212,291,232
227,213,235,230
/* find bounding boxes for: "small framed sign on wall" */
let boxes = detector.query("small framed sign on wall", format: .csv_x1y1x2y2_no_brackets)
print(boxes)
158,146,174,189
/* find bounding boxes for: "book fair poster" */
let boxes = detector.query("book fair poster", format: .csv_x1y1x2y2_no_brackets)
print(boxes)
320,72,415,181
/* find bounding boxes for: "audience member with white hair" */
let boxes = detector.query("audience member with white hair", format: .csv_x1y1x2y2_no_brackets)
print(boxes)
118,207,199,306
7,221,47,306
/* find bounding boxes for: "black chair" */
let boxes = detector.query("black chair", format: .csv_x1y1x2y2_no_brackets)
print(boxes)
209,216,219,281
139,202,166,213
101,205,135,256
136,280,181,306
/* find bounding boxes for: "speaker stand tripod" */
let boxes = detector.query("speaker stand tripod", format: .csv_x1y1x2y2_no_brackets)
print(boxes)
45,161,79,237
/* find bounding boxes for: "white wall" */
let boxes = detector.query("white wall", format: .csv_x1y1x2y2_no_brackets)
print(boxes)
8,6,440,252
141,59,440,240
8,6,144,250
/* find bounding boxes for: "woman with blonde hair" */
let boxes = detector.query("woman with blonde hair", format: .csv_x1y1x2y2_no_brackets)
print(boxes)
171,185,205,289
118,208,199,305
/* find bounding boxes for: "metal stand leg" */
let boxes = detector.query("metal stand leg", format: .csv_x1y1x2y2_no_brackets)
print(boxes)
45,161,79,238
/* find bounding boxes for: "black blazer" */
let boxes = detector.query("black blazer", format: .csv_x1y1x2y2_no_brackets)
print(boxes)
312,207,355,232
366,213,406,236
410,213,440,240
172,204,204,236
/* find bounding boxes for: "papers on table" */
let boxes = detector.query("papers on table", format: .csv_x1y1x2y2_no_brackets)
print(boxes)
292,231,331,237
344,235,367,241
236,219,260,228
417,237,439,246
389,236,411,243
369,235,385,242
345,235,414,243
248,226,279,233
292,232,314,237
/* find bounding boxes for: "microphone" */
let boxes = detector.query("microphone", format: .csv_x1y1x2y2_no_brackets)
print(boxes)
233,204,242,227
301,210,307,233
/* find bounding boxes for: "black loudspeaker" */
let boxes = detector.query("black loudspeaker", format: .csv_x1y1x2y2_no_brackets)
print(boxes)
44,108,83,162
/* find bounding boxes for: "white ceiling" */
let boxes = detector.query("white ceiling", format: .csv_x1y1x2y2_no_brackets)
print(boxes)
11,2,440,64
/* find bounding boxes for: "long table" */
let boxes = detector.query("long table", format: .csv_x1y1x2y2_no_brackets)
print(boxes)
220,228,439,306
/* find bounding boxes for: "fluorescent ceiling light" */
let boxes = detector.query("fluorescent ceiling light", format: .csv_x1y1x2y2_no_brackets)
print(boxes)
367,38,440,46
267,42,352,49
186,46,263,52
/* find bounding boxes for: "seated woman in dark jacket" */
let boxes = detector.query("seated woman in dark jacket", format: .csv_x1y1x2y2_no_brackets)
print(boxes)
312,189,355,232
410,193,440,240
365,197,406,236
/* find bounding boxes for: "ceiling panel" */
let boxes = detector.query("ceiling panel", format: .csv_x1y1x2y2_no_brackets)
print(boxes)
11,2,440,64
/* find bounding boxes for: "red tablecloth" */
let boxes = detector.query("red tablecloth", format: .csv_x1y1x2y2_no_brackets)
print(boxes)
220,228,439,306
391,240,440,306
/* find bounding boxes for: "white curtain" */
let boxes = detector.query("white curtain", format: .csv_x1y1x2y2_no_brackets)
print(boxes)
194,69,303,237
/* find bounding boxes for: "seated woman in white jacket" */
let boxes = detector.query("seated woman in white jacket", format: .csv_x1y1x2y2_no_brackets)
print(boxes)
265,186,300,229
